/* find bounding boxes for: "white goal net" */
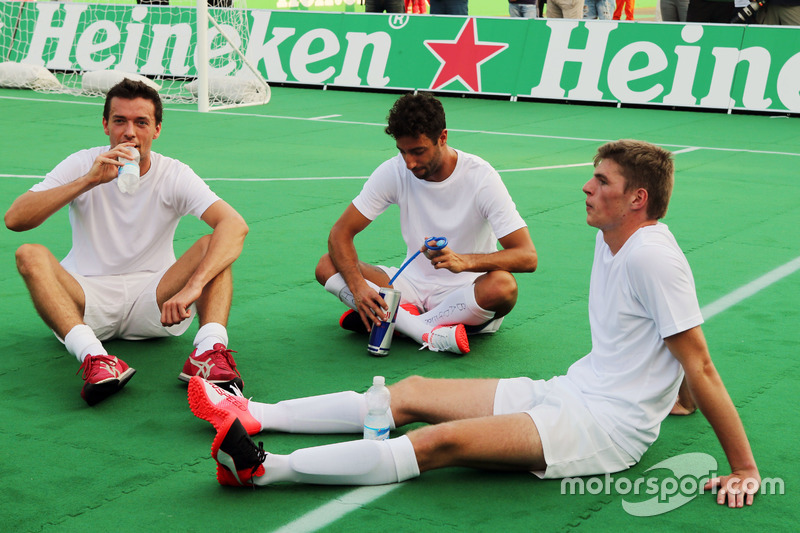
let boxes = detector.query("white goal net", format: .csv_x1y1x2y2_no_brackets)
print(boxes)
0,0,270,111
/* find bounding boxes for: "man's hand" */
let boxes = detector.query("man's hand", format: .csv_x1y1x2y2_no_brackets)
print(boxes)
669,394,696,415
87,143,137,186
351,284,388,332
704,469,761,508
424,245,469,273
161,283,201,326
669,377,696,415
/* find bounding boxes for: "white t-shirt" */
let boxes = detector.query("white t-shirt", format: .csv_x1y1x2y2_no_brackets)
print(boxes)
353,149,527,291
566,224,704,460
31,146,219,276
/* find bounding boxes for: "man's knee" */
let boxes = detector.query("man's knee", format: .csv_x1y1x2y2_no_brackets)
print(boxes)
475,271,518,313
315,253,336,286
493,271,519,299
15,243,52,277
407,422,460,471
389,375,430,421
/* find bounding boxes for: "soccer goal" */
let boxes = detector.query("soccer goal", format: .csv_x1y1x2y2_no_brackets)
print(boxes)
0,0,270,112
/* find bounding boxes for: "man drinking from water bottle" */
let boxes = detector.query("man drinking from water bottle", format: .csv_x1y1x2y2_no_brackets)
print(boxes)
314,92,538,355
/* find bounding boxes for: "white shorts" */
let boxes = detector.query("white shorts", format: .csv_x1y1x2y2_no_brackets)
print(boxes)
380,266,503,335
65,269,195,342
494,376,636,479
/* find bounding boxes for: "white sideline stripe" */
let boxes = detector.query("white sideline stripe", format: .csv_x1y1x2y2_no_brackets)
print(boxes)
271,255,800,533
501,162,592,173
271,485,400,533
0,156,692,182
1,95,799,158
0,146,754,183
700,255,800,319
501,148,700,173
0,152,703,182
672,147,702,155
0,174,369,182
203,176,368,181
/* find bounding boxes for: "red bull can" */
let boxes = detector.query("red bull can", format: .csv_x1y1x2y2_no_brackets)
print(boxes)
367,288,401,357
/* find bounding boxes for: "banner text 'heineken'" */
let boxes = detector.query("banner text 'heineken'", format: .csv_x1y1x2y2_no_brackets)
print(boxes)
2,2,798,113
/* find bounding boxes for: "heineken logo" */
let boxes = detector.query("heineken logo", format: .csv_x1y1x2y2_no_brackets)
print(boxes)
3,2,798,113
424,18,507,93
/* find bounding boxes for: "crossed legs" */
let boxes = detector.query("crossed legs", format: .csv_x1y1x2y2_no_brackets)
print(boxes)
315,254,519,351
315,254,519,319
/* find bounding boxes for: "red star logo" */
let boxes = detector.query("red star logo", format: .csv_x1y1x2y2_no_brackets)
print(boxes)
424,18,507,93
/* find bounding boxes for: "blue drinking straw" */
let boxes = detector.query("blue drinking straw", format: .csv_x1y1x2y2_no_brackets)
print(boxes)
389,237,447,285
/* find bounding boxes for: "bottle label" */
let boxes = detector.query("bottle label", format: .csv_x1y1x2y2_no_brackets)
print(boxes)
363,425,390,440
118,162,138,176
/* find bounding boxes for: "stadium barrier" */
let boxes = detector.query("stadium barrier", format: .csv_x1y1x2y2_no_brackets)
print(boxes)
1,1,798,114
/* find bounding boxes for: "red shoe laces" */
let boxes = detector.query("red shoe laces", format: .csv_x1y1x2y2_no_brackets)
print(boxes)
210,347,238,370
76,355,116,379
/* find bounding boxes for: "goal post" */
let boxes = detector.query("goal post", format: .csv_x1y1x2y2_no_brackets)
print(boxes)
194,0,271,111
0,0,271,112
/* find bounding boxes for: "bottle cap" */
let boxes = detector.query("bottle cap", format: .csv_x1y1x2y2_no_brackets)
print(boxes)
373,376,385,386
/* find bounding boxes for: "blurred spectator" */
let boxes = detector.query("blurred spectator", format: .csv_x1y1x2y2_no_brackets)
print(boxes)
547,0,584,18
660,0,689,20
429,0,468,14
405,0,429,12
584,0,611,18
510,0,539,17
366,0,405,12
612,0,635,19
756,0,800,24
137,0,234,5
687,0,736,22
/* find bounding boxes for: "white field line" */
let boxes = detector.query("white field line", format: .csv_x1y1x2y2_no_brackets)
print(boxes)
271,485,400,533
0,139,780,183
1,94,800,158
0,149,713,183
270,253,800,532
701,256,800,319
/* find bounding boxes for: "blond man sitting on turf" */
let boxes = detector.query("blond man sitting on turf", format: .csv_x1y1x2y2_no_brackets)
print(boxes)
187,139,759,508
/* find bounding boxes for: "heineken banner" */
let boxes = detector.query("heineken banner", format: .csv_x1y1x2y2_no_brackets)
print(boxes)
2,1,799,113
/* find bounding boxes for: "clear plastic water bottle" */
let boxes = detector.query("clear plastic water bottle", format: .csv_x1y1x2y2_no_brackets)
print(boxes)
363,376,391,440
117,146,140,194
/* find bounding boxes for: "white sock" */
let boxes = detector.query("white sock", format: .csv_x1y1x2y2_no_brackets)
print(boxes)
255,435,420,486
324,273,382,310
394,305,429,343
395,285,495,343
418,285,495,330
194,322,228,354
64,324,106,363
249,391,395,434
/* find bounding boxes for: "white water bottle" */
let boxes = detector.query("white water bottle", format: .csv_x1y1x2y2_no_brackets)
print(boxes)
117,146,140,194
363,376,391,441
